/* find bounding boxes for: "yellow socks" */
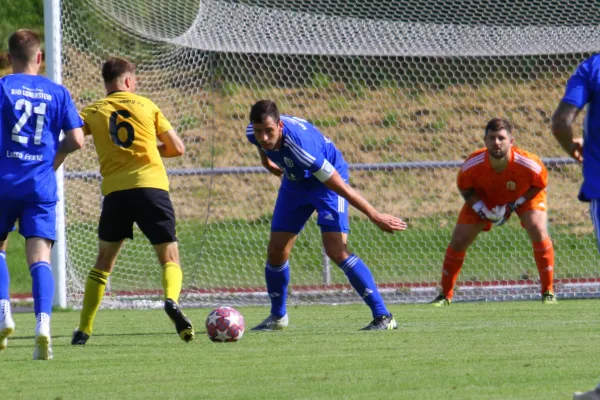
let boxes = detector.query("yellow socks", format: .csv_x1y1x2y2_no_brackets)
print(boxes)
79,268,109,335
78,263,182,335
162,262,182,303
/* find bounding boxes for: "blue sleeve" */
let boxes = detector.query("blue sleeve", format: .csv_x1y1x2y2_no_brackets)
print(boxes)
61,88,84,131
562,58,593,109
285,134,326,173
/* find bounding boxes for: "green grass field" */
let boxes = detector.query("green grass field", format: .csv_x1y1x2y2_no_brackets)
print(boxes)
2,301,600,399
5,216,600,295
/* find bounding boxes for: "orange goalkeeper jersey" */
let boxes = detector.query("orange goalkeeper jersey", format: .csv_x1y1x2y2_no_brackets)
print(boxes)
457,147,547,208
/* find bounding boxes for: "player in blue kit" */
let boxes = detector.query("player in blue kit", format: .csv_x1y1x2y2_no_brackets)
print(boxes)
0,30,85,360
246,100,407,331
551,54,600,400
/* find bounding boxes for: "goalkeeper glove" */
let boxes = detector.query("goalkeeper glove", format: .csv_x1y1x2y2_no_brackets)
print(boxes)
472,200,503,222
493,196,527,226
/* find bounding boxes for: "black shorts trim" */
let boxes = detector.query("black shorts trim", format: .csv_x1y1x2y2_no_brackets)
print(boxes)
98,188,177,245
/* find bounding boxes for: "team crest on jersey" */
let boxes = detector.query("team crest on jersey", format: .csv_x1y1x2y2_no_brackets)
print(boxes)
506,181,516,191
284,157,294,167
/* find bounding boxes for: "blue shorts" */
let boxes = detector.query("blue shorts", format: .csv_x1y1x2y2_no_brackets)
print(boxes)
271,184,349,234
0,200,56,241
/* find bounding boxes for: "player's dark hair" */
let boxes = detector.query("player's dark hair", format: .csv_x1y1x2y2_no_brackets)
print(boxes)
8,29,41,64
249,100,280,124
484,118,513,137
102,57,136,83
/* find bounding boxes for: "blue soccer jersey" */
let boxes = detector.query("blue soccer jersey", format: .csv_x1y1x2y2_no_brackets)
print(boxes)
0,74,83,201
246,115,348,189
562,54,600,201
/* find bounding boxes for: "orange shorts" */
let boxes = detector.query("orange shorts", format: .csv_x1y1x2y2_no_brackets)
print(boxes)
456,192,547,231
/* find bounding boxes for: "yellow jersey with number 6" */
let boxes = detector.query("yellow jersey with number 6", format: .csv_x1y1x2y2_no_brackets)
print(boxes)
80,91,173,195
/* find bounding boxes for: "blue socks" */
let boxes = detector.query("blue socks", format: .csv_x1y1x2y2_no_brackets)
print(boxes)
0,251,9,300
30,261,54,316
265,261,290,318
264,256,389,319
338,254,389,318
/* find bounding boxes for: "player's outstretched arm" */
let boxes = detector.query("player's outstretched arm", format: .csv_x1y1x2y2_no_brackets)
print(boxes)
54,127,85,170
158,129,185,158
258,149,282,176
322,170,407,233
551,101,583,163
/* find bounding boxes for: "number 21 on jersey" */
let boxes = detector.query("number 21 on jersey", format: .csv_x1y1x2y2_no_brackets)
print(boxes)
11,99,46,145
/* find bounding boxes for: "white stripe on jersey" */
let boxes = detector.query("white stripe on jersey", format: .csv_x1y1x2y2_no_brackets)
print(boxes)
286,137,316,163
283,142,312,167
514,153,542,174
461,153,485,172
284,140,316,167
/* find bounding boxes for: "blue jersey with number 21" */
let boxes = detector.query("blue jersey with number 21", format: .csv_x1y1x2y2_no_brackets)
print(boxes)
0,74,83,202
246,115,348,189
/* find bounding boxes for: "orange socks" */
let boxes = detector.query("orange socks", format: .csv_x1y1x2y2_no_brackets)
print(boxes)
440,246,466,300
533,237,554,294
439,239,553,299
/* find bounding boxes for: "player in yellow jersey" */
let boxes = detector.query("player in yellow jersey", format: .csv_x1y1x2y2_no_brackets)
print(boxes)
71,57,193,345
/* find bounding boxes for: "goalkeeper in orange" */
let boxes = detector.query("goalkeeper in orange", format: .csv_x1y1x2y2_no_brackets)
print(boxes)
430,118,556,306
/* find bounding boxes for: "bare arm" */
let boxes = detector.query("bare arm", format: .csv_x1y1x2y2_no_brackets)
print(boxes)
157,129,185,158
459,188,481,207
322,170,406,233
551,101,583,163
258,149,283,176
53,127,85,170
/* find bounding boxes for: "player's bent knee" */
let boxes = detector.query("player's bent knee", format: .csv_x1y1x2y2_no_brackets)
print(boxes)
266,240,295,263
448,239,471,253
154,241,179,265
324,248,349,265
525,226,549,243
266,251,289,266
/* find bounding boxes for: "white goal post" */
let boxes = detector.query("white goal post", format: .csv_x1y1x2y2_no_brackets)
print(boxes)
43,0,600,308
44,0,68,308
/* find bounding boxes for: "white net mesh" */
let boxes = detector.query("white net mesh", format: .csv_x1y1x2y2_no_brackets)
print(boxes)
61,0,600,308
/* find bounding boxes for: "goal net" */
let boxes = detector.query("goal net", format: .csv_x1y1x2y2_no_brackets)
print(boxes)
58,0,600,308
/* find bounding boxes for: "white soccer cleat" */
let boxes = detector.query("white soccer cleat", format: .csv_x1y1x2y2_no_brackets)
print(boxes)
250,314,289,331
574,388,600,400
33,313,53,360
0,299,15,351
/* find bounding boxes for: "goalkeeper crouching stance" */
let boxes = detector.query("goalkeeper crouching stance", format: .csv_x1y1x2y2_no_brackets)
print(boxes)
71,57,193,345
430,118,556,306
245,100,407,331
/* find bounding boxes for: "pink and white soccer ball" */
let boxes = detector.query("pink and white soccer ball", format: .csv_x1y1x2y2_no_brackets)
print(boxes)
205,307,245,342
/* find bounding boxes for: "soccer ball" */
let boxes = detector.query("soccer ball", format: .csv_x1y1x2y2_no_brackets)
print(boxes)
205,307,245,342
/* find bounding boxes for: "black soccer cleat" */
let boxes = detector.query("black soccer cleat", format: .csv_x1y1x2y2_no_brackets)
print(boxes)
71,329,90,345
360,314,398,331
164,298,195,342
